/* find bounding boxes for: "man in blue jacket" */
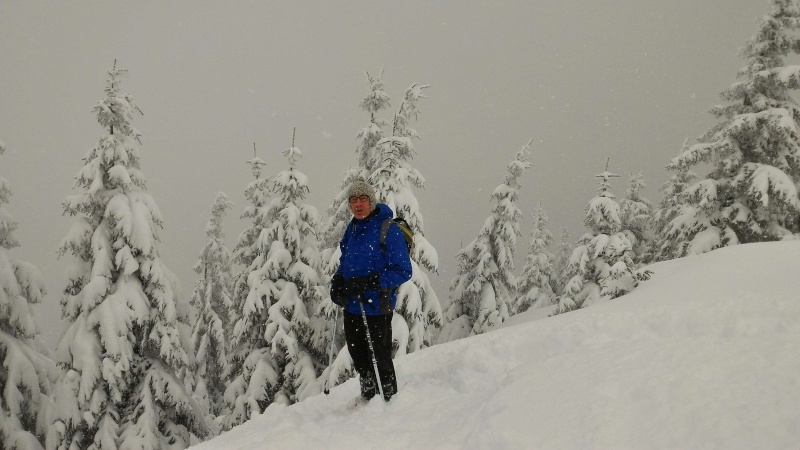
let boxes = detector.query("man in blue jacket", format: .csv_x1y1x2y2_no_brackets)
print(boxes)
330,178,412,402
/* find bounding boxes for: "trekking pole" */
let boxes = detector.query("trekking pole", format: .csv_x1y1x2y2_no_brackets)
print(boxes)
359,300,385,400
323,307,340,395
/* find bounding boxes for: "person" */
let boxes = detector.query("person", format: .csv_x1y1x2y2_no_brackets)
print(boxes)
330,178,412,402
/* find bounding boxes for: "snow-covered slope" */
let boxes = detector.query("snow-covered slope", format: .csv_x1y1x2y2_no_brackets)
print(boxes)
194,241,800,449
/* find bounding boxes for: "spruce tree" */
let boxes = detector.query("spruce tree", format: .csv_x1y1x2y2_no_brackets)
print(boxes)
224,135,325,426
650,141,699,263
259,139,325,404
189,192,234,423
512,203,556,315
619,172,653,266
223,151,274,430
320,72,442,386
313,72,392,393
556,166,638,314
316,72,391,388
667,0,800,255
0,140,56,450
48,63,207,450
371,82,442,353
227,147,270,347
311,69,390,394
442,140,532,340
552,228,573,296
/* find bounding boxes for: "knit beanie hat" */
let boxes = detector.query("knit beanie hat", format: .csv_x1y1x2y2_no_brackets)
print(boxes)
346,177,377,211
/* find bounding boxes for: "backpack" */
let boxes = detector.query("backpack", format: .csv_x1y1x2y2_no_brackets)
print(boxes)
379,217,414,257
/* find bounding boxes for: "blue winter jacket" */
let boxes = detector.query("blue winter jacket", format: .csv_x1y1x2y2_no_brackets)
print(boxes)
337,203,412,315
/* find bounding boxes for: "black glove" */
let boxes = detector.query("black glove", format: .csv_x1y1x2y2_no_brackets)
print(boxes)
330,274,347,307
342,273,381,302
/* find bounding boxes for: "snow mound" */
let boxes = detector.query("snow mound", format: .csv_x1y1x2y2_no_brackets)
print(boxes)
194,241,800,449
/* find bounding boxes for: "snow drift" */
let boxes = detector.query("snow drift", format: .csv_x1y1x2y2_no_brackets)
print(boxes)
194,241,800,449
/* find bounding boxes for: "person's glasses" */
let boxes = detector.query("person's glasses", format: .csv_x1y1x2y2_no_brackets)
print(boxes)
349,195,370,204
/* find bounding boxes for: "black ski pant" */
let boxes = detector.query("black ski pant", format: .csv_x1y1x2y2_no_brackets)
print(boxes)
343,310,397,395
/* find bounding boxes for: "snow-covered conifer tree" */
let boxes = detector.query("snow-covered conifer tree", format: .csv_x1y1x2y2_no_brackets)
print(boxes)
319,73,442,387
619,172,653,266
189,192,233,423
442,140,532,340
667,0,800,255
224,135,325,427
650,141,699,263
512,203,556,315
552,228,573,296
227,148,270,342
315,72,392,393
370,82,442,353
556,166,638,314
0,140,56,450
47,63,207,449
260,139,325,403
222,151,274,430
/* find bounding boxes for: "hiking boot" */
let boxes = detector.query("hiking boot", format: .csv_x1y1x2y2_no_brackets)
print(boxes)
359,375,376,400
382,381,397,401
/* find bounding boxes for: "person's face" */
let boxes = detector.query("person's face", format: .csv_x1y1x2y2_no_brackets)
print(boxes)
349,195,371,219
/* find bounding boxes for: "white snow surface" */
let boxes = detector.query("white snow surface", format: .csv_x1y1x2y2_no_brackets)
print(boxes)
194,241,800,449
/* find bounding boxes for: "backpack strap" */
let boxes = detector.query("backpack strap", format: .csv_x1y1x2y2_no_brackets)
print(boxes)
378,218,396,308
379,218,394,253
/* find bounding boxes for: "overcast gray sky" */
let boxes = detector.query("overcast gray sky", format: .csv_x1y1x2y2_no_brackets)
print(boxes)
1,0,770,346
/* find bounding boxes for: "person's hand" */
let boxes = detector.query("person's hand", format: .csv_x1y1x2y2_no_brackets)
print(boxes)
343,273,381,301
330,274,347,307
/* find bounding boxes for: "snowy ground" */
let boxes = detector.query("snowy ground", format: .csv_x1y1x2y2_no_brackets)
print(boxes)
194,241,800,449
